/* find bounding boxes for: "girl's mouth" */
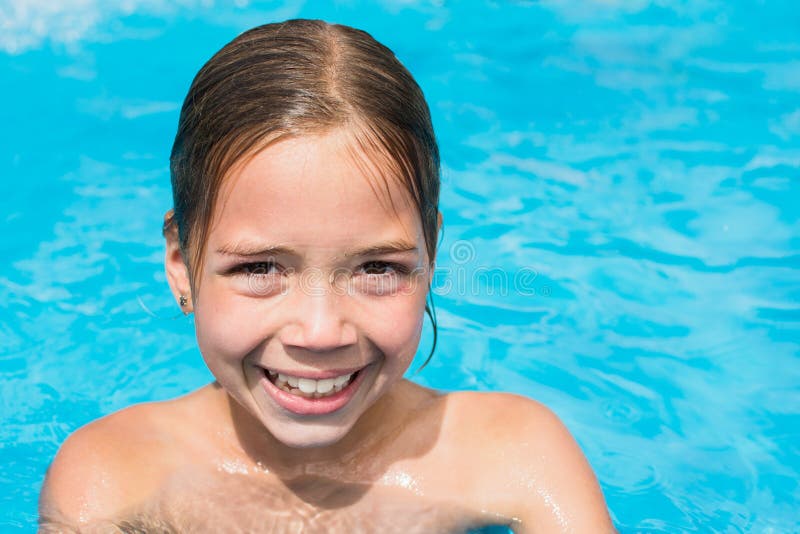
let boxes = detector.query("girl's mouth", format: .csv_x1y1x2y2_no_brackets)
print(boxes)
259,366,367,416
265,369,358,398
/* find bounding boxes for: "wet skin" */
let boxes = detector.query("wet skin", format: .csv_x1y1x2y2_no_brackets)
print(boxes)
42,383,510,533
39,130,615,533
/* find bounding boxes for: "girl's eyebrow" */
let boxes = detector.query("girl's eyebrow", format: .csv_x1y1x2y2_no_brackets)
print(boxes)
215,240,418,258
215,243,296,258
345,241,419,258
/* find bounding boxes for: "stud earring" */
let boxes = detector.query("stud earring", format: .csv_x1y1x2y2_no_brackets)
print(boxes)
179,295,188,307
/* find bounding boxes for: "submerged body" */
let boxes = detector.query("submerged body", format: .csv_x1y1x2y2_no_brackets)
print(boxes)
40,381,611,533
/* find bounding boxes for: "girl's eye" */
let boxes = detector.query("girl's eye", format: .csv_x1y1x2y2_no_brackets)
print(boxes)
228,260,287,297
234,261,281,276
352,261,414,297
358,261,408,276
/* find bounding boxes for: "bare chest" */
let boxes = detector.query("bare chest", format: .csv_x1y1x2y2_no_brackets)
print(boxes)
119,470,505,534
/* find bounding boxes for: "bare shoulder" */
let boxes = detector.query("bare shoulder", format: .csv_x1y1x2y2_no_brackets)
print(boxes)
39,398,187,529
439,391,616,533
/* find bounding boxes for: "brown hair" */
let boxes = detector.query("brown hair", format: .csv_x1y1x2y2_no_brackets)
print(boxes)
166,19,440,363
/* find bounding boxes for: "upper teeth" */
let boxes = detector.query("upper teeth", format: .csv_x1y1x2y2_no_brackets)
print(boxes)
274,372,353,395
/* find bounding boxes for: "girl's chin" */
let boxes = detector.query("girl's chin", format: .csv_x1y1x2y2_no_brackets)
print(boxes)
228,392,358,450
238,388,366,450
263,421,355,449
252,392,384,451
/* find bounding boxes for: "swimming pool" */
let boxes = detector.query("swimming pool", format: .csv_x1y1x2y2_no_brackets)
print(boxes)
2,0,798,531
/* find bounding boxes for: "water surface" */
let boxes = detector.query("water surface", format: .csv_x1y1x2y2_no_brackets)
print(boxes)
1,1,798,531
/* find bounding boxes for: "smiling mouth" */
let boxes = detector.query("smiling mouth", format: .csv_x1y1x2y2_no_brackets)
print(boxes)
264,369,360,399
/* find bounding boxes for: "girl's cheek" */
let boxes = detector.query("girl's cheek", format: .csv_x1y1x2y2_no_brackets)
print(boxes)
193,289,270,363
195,317,250,367
366,297,427,359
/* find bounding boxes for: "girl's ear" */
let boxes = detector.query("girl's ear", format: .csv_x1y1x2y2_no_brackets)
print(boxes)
163,209,193,313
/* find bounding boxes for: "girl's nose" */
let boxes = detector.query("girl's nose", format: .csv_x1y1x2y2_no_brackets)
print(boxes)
278,284,358,352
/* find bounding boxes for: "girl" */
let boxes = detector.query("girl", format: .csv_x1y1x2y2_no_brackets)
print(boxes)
39,19,614,533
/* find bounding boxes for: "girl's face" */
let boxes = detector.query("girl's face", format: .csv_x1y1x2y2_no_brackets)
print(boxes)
169,130,432,449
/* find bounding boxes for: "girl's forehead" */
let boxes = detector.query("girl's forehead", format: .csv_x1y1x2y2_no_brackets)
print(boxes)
209,131,422,249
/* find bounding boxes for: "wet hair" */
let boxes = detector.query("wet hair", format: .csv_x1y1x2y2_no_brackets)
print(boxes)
165,19,440,366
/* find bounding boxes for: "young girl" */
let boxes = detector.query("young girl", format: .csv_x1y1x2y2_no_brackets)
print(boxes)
39,19,614,533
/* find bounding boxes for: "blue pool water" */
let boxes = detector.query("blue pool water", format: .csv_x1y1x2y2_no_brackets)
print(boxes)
2,1,799,531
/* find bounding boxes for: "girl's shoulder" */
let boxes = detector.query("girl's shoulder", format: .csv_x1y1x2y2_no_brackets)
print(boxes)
39,388,212,528
413,388,615,532
407,385,576,446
